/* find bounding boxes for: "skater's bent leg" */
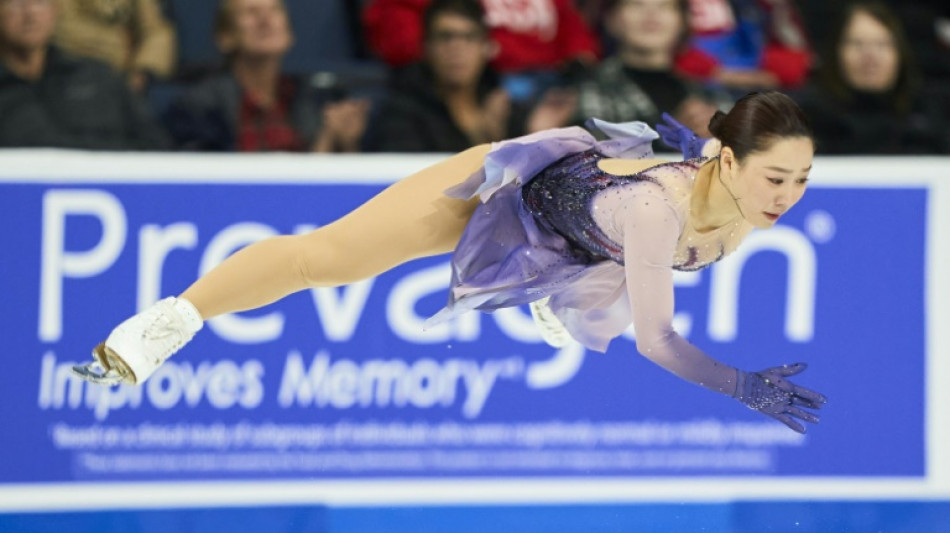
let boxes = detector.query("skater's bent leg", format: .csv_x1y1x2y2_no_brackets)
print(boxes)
181,144,490,319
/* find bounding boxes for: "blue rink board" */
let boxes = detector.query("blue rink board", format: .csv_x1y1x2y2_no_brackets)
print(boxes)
3,501,950,533
0,183,929,483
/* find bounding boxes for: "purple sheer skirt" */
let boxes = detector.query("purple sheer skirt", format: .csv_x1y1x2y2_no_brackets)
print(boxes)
428,121,660,352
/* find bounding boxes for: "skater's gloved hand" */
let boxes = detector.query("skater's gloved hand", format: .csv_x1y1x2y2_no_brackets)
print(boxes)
655,112,708,159
734,363,827,434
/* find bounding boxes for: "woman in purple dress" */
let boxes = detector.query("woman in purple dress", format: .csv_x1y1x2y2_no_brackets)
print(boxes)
75,91,826,433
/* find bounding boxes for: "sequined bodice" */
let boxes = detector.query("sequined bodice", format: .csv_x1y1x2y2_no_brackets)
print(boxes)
523,149,647,262
523,149,753,272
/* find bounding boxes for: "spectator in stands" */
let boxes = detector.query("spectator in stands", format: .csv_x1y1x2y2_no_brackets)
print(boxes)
52,0,176,92
879,1,950,103
794,1,949,154
368,0,573,152
573,0,723,140
677,0,812,92
362,0,601,100
165,0,368,152
0,0,170,149
802,1,950,90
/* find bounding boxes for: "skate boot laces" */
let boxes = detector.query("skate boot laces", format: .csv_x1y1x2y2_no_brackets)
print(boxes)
140,299,192,367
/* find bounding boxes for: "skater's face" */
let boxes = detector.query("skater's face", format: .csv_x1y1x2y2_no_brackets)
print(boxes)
0,0,58,52
720,136,814,229
839,9,899,92
425,12,492,89
216,0,293,59
608,0,684,55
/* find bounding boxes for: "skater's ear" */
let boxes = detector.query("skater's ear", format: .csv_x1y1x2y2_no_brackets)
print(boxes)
719,146,738,180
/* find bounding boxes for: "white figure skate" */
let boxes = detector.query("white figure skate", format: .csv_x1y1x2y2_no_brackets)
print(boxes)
72,297,204,385
529,296,573,348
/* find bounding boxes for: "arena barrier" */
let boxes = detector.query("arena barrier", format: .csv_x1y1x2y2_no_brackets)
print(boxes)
0,151,947,524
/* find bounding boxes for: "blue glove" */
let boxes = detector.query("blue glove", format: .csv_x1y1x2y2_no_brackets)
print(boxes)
735,363,827,434
655,112,709,159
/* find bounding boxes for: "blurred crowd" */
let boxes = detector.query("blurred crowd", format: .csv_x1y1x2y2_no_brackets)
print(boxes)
1,0,948,154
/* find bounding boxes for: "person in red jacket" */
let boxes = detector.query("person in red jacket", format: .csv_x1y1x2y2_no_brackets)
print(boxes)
363,0,600,75
675,0,812,90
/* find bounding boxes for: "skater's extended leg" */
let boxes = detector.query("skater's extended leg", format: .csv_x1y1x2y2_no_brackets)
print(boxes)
181,144,489,319
76,145,490,385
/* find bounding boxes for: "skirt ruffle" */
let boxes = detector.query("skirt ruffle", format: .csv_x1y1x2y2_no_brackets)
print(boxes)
428,120,659,352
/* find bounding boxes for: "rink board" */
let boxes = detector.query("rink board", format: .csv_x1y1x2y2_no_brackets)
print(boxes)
0,152,946,511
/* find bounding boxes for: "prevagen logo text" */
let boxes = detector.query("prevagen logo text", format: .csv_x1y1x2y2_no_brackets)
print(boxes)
35,189,833,421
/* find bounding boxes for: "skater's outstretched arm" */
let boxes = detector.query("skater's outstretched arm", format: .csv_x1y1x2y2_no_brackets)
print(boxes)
181,144,489,319
619,190,826,433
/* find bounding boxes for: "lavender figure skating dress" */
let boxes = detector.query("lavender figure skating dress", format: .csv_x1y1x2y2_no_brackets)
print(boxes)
431,120,753,354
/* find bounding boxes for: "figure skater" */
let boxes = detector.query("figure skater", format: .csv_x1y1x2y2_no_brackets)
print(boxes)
74,91,827,433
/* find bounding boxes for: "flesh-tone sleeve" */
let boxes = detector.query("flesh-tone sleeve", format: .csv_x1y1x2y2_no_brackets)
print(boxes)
616,191,740,396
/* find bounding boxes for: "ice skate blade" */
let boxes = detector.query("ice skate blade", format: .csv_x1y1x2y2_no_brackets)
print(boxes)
71,361,128,385
71,343,134,386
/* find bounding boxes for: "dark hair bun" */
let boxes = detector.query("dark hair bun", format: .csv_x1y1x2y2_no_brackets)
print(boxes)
707,111,727,139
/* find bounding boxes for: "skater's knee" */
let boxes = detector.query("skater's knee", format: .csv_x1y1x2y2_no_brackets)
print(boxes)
293,232,330,287
293,230,368,288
